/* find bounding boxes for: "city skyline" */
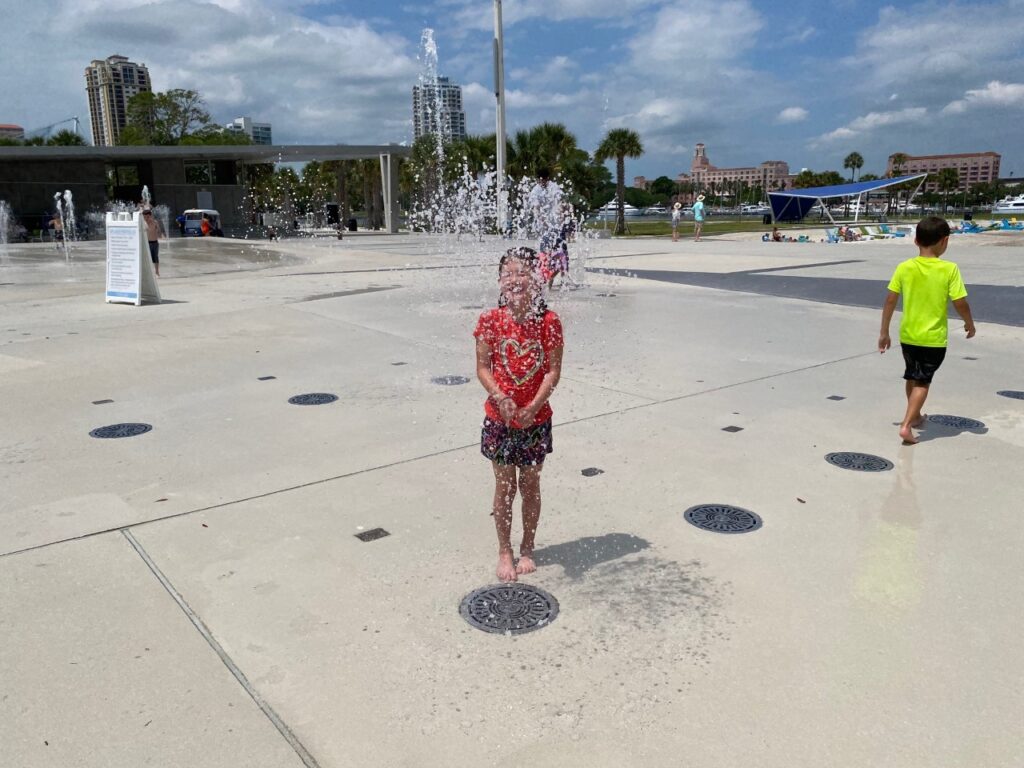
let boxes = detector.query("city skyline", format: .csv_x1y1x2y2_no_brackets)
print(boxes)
0,0,1022,179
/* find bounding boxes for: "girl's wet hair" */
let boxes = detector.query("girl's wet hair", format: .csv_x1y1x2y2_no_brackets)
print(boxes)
497,246,548,317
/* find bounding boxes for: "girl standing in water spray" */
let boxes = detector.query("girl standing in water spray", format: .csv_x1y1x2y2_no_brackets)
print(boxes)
474,247,564,582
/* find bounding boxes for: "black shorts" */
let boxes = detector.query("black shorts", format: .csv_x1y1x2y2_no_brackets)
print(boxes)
148,240,159,263
901,343,946,384
481,417,553,467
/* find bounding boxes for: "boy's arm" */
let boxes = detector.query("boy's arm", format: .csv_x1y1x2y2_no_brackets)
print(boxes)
516,346,563,424
952,298,976,338
879,291,899,353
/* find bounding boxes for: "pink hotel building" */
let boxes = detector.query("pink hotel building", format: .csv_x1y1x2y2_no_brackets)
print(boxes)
633,144,794,197
886,151,1000,193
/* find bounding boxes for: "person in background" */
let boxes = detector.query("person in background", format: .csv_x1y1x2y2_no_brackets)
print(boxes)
141,208,164,277
692,194,706,241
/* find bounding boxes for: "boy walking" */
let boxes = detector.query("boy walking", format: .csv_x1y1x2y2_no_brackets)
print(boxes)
878,216,975,444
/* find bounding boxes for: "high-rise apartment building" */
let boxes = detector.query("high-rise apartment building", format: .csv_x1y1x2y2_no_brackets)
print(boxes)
225,116,273,145
887,151,1000,193
84,55,151,146
412,76,467,142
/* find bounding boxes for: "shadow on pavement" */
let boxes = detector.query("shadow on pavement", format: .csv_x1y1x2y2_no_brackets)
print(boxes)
533,532,650,579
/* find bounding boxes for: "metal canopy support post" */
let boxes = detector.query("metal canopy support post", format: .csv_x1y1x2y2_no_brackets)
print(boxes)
821,197,835,225
493,0,507,233
379,153,400,234
855,192,863,223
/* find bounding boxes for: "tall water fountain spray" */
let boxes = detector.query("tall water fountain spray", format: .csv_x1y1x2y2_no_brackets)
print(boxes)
53,190,76,261
0,200,10,247
409,28,592,290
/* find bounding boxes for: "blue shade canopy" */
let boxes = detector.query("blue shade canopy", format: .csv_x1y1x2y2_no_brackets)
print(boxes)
769,173,927,221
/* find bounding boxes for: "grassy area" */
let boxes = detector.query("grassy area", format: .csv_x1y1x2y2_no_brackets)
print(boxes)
583,219,820,237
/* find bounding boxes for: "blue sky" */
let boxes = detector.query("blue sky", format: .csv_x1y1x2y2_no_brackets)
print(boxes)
2,0,1022,180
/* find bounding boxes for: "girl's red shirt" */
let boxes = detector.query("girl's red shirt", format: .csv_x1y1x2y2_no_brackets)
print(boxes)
474,307,563,426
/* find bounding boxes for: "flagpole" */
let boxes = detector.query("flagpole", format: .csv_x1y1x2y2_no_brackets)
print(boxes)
493,0,508,233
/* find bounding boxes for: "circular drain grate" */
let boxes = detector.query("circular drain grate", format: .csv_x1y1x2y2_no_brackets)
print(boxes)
997,390,1024,401
928,414,985,430
89,423,152,439
288,393,338,406
825,452,893,472
432,375,470,386
684,504,762,534
459,584,559,635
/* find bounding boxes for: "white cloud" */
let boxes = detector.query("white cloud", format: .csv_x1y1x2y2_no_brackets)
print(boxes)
628,2,763,68
0,0,420,145
943,81,1024,113
446,0,661,32
812,107,927,146
785,26,816,44
777,107,808,123
846,2,1024,98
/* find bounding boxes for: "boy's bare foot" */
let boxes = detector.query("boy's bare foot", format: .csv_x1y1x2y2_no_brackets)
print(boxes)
910,413,927,428
496,550,517,582
516,554,537,576
898,424,918,444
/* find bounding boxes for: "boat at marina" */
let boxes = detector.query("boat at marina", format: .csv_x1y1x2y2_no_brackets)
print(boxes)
992,195,1024,215
594,200,642,218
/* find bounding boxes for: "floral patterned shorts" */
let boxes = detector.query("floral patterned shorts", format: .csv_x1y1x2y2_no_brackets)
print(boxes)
480,417,553,466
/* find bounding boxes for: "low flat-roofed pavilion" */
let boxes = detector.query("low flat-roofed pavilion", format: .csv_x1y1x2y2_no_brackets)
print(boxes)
0,144,410,233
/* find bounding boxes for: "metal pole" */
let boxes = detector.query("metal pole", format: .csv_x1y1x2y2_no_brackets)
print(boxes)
493,0,507,233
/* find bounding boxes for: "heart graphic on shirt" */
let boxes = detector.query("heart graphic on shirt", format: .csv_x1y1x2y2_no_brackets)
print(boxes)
500,338,544,385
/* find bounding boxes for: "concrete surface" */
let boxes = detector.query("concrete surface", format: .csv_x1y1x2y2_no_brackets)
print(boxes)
1,229,1022,767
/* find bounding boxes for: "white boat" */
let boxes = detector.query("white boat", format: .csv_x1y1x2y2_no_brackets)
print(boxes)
993,195,1024,214
642,205,668,215
595,200,641,218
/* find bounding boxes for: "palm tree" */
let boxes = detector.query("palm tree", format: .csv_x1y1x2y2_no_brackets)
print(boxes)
843,151,864,182
594,128,643,235
936,168,959,214
887,153,909,213
507,123,579,180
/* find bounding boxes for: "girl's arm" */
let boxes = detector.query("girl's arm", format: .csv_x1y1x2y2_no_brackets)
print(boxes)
476,339,517,422
517,346,562,424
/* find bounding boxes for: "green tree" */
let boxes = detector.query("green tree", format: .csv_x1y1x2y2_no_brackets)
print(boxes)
936,167,959,213
594,128,644,235
123,89,216,145
843,151,864,182
46,129,87,146
650,175,675,196
890,153,908,177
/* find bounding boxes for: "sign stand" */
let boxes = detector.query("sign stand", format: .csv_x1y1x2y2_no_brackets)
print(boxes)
105,211,161,305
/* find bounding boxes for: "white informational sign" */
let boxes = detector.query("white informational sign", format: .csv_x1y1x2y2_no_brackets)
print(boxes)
105,212,161,306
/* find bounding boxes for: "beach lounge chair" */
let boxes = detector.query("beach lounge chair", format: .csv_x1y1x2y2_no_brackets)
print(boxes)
878,224,906,237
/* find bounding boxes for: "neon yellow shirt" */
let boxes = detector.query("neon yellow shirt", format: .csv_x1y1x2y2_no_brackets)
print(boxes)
887,256,967,347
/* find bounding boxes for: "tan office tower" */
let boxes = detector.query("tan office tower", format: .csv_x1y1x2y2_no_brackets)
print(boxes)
84,55,152,146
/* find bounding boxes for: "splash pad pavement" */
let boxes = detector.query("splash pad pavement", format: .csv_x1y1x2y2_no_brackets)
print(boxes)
1,232,1022,767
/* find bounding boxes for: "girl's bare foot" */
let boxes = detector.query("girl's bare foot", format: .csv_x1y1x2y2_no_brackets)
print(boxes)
898,424,918,444
516,554,536,576
496,550,517,582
